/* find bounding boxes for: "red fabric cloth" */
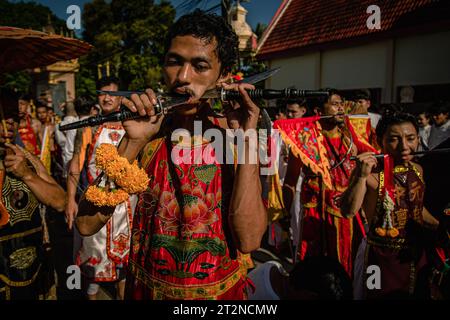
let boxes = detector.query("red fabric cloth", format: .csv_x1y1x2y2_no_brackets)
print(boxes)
274,116,332,189
126,137,247,300
366,165,427,298
299,134,356,275
18,116,40,155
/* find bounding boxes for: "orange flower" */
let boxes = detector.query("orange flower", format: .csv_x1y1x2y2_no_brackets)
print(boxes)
95,144,119,170
94,143,149,196
375,227,387,237
387,228,399,238
114,160,149,194
85,186,129,206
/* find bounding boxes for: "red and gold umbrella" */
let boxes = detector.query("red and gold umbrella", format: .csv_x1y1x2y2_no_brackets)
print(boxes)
0,26,93,74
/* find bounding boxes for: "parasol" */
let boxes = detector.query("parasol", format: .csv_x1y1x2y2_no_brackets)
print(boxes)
0,26,93,74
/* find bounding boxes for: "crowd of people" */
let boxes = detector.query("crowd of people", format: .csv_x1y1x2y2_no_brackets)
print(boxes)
0,10,449,301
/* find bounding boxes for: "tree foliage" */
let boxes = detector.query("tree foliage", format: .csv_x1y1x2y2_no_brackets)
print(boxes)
78,0,176,93
0,0,67,32
254,22,267,40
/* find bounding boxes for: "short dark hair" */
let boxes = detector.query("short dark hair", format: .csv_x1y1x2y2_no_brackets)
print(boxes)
165,9,239,75
418,111,431,118
289,256,353,300
18,93,32,102
96,76,121,91
376,105,419,141
353,89,371,101
35,99,48,109
311,88,341,109
286,98,307,107
74,95,96,116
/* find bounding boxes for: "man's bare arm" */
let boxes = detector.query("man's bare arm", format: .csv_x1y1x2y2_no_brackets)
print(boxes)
341,174,369,218
229,139,267,253
23,172,66,212
222,83,267,253
4,144,65,212
341,152,378,218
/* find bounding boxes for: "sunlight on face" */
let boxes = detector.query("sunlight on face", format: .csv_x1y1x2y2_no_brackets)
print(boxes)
163,35,225,115
382,122,419,165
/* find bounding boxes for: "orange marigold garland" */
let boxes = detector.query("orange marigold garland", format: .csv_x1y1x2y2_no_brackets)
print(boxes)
85,186,129,207
85,143,149,206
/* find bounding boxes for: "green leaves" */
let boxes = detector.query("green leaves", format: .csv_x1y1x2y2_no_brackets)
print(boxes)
200,263,215,269
0,71,32,95
194,272,209,279
78,0,176,93
194,165,218,185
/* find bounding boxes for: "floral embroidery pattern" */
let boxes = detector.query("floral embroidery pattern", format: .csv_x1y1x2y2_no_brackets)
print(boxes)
159,184,220,236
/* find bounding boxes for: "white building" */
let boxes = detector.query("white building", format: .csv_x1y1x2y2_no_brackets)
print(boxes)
256,0,450,107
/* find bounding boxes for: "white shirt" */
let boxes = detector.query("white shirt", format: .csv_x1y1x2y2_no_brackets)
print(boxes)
368,112,381,129
418,125,432,149
248,261,286,300
55,115,79,177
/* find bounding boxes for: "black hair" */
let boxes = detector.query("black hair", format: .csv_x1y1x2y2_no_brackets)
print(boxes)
309,88,342,110
35,99,48,109
430,101,450,116
418,111,431,118
18,93,32,102
165,9,239,75
286,98,307,107
96,76,121,91
74,95,96,116
376,105,419,140
353,89,371,101
289,256,353,300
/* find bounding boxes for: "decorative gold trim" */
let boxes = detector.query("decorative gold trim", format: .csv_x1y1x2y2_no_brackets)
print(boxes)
326,205,344,218
0,226,42,242
411,165,424,184
394,165,409,174
277,124,332,190
0,264,41,287
335,217,341,264
393,164,424,184
367,237,407,250
129,260,246,300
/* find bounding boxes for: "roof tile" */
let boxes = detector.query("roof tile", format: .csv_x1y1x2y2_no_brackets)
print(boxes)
257,0,437,58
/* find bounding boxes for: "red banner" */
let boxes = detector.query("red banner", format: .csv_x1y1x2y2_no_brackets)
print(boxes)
274,116,332,189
